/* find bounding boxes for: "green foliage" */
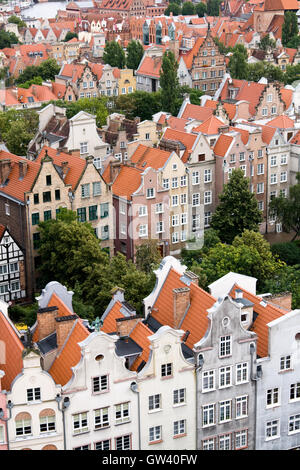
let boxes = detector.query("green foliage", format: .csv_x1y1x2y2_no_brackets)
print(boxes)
135,240,162,274
63,31,78,42
164,3,182,15
196,2,207,17
282,11,299,47
103,40,126,68
271,242,300,266
263,265,300,309
160,50,181,115
45,97,109,127
0,108,38,155
0,29,19,48
18,76,43,89
228,46,249,80
115,90,162,121
259,34,276,51
182,1,195,15
211,169,262,244
126,40,144,70
8,302,39,327
269,173,300,241
16,58,60,84
8,15,26,28
207,0,221,16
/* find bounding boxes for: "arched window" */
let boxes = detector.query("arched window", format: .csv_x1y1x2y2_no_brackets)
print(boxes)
39,409,56,433
42,444,57,450
15,412,32,437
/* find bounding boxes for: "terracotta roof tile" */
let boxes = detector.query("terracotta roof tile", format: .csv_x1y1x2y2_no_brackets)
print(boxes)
213,134,234,156
101,301,125,334
180,103,213,122
193,115,225,135
280,88,293,109
109,165,142,201
0,310,24,391
130,144,171,171
267,115,295,129
163,127,197,163
129,322,153,371
136,55,162,78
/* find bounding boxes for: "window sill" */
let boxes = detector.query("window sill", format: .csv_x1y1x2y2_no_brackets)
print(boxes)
173,433,187,439
115,420,131,427
149,439,163,445
148,409,162,414
72,430,90,437
161,375,173,380
94,425,110,432
173,403,186,408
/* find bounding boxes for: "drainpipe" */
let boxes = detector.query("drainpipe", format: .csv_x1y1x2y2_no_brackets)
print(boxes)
130,382,141,450
194,352,204,451
250,342,262,450
0,399,14,451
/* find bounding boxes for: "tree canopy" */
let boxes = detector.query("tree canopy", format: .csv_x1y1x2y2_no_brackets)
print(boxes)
182,1,195,15
135,240,162,274
0,30,19,49
44,97,109,127
103,40,126,68
8,15,26,28
160,50,181,116
16,58,60,84
0,108,39,155
282,11,299,47
210,169,262,244
196,2,207,17
126,39,144,70
164,2,182,16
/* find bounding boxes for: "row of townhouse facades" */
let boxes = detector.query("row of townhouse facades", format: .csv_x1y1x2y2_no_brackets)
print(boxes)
0,257,299,450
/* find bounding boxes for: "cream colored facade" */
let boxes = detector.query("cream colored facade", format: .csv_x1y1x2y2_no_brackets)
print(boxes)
118,69,136,95
134,120,158,146
137,326,196,450
6,350,63,450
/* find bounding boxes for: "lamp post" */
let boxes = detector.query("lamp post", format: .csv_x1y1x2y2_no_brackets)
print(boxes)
55,394,70,450
0,400,14,451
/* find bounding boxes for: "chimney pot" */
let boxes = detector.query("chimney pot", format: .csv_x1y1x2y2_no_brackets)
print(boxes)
55,315,77,351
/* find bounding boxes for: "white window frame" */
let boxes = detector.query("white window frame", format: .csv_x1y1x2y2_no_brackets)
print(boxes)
236,395,248,419
236,362,248,384
202,369,216,392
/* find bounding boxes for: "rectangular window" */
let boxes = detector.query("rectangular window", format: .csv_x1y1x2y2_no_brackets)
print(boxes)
204,191,212,205
192,171,199,185
162,178,169,189
171,177,178,188
266,388,279,407
202,370,215,392
266,419,279,440
149,394,161,411
81,184,90,198
202,438,215,450
16,419,32,436
40,415,55,433
115,434,131,450
95,439,110,450
73,413,88,435
139,205,147,217
173,388,186,405
55,189,60,201
161,363,172,378
77,208,86,223
172,232,179,244
156,221,164,233
289,414,300,434
290,383,300,401
192,193,200,206
280,171,287,183
180,193,187,205
44,210,51,221
0,425,4,444
33,233,40,250
101,225,109,240
180,175,187,187
181,213,187,225
89,205,97,221
172,195,178,207
270,173,277,185
149,426,161,443
219,433,231,450
32,212,40,225
146,188,155,199
94,407,109,430
27,387,41,402
155,203,163,214
236,396,248,418
43,191,51,203
280,355,291,370
139,224,148,237
219,400,232,423
239,152,245,162
257,163,264,175
34,193,39,204
219,335,232,357
219,366,232,388
270,155,277,167
93,375,108,393
230,154,236,163
80,142,88,154
202,404,215,427
257,182,264,194
171,214,179,227
93,182,101,196
236,362,248,384
115,402,130,424
204,211,211,227
46,174,52,186
235,430,248,449
281,154,287,165
204,169,212,182
100,203,109,218
174,419,185,437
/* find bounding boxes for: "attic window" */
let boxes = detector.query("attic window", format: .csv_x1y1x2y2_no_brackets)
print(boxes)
95,354,104,362
241,313,247,323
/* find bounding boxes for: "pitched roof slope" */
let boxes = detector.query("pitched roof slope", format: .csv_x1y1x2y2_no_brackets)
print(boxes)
101,300,125,334
129,322,153,371
151,268,216,350
130,144,172,170
180,103,213,122
0,310,24,391
163,127,197,163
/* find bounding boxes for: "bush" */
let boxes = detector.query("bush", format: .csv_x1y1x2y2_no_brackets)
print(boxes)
8,302,38,327
271,242,300,265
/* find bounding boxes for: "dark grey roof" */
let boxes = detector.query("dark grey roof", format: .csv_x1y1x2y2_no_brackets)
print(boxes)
144,315,162,333
232,298,254,308
45,133,65,144
115,337,143,357
181,342,194,360
37,332,57,355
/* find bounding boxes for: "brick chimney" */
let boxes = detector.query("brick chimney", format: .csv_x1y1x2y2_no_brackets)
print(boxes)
55,315,78,351
173,287,190,329
0,159,12,185
37,306,59,341
110,161,121,183
262,292,292,311
60,161,68,177
18,160,28,180
184,271,199,284
116,316,142,338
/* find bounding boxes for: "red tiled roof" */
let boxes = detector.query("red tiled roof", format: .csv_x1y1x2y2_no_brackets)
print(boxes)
101,301,125,334
223,102,237,120
290,129,300,145
193,115,224,135
280,88,293,109
49,319,89,386
182,37,205,69
213,134,234,156
129,322,153,371
166,116,188,132
267,115,295,129
103,165,142,201
229,126,249,145
0,310,24,391
136,55,162,78
180,104,213,122
230,284,288,358
130,144,172,171
163,127,197,163
151,268,216,350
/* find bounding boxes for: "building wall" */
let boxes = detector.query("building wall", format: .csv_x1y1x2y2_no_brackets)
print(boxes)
0,371,8,450
255,83,285,120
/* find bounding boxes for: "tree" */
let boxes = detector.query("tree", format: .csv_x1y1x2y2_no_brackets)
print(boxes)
126,40,144,70
16,58,60,84
259,34,276,51
8,15,26,28
196,2,207,17
135,240,162,274
64,31,78,42
164,3,182,15
115,90,162,121
182,1,195,15
210,169,262,244
263,265,300,309
160,51,180,115
18,76,43,89
207,0,221,16
0,109,39,155
103,40,126,68
228,46,249,80
0,30,19,49
269,173,300,241
271,241,300,266
282,11,299,47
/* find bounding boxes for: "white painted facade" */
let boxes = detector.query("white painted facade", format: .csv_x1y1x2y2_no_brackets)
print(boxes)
137,326,196,450
6,350,63,450
61,331,139,450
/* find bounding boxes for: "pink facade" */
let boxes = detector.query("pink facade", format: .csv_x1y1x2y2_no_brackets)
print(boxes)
0,371,8,450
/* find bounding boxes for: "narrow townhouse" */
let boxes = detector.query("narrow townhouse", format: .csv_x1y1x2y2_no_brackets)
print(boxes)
256,308,300,450
0,369,8,450
0,225,27,304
